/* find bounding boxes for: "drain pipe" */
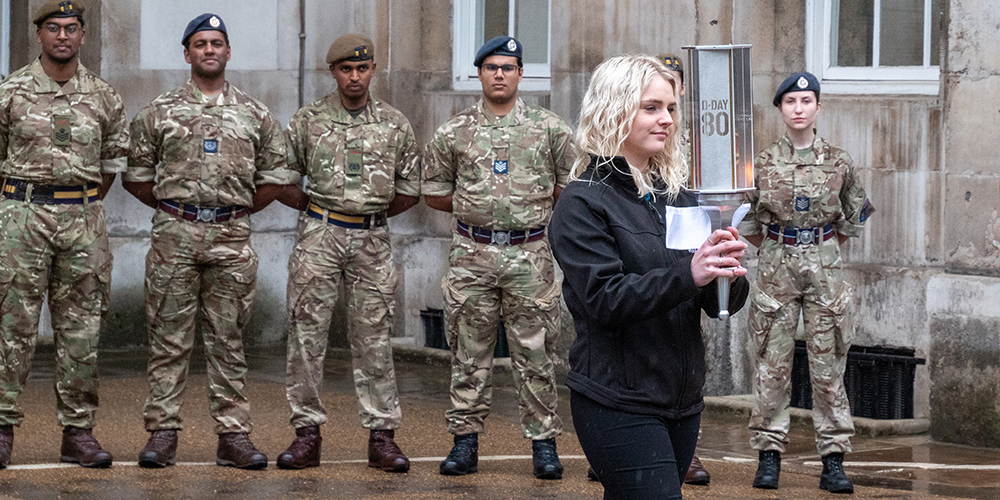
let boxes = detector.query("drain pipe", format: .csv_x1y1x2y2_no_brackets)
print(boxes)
297,0,306,109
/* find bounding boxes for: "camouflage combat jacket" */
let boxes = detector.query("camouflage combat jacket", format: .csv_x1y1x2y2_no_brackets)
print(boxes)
285,94,420,214
126,80,298,206
422,97,573,230
741,135,874,238
0,59,128,185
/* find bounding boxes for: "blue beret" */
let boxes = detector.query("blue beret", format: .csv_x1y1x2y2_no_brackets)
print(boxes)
474,36,522,67
773,71,820,107
182,13,228,47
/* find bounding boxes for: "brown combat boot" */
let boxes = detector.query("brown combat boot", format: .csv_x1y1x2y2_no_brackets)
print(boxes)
216,433,268,470
0,425,12,468
138,429,178,468
684,455,710,485
368,429,409,473
61,426,113,468
276,425,321,469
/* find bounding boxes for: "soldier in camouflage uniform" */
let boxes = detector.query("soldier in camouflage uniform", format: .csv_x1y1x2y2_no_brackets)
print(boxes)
0,0,123,469
423,36,571,480
274,34,419,473
123,14,299,470
739,72,874,494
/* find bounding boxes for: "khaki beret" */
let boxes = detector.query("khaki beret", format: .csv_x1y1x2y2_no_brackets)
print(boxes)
33,0,86,25
326,34,374,65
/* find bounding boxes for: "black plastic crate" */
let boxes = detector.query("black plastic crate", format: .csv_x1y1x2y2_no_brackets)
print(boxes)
790,341,925,419
420,309,509,358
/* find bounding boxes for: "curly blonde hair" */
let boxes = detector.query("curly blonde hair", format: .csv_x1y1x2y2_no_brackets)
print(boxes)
572,54,688,201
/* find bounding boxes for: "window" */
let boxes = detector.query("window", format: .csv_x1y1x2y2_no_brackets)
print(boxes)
806,0,941,94
452,0,551,91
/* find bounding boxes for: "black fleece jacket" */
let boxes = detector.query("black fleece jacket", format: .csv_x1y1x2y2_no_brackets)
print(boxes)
549,156,749,418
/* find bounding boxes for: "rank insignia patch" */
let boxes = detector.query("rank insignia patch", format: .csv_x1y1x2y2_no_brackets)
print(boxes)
493,160,508,174
795,196,810,211
203,139,218,153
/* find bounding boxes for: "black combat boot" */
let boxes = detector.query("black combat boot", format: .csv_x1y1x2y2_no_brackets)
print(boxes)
439,433,478,475
531,438,563,479
752,450,780,489
820,452,854,494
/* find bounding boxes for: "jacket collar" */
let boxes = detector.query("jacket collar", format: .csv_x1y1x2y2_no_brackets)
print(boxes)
326,94,381,124
776,134,826,165
579,155,640,191
30,57,88,95
474,97,527,127
180,79,237,106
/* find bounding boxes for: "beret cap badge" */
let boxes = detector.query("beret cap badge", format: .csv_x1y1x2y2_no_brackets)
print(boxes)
209,16,220,28
506,39,518,51
797,76,809,89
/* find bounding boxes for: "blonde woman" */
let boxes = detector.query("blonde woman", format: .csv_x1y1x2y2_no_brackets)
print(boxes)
549,55,750,499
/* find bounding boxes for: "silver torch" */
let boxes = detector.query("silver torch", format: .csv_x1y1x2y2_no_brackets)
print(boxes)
682,44,755,320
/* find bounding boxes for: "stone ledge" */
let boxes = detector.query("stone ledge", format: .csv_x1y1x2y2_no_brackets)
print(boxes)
704,394,930,437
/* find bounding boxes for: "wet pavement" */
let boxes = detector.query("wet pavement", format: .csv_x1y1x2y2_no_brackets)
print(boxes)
0,346,997,499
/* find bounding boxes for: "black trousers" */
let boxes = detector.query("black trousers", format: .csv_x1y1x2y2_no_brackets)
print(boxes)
572,391,700,500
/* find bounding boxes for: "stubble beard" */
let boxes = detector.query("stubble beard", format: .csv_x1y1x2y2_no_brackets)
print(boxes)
193,63,225,81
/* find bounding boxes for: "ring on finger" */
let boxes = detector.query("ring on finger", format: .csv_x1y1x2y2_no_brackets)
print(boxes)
718,255,723,266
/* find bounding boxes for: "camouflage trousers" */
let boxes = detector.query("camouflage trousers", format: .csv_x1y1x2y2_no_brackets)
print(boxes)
143,209,257,434
285,215,401,430
0,199,110,428
443,233,563,440
748,237,855,456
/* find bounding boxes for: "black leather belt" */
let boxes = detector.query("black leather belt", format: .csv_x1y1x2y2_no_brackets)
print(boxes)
306,203,386,229
158,199,249,223
457,221,546,246
766,223,835,246
1,178,99,205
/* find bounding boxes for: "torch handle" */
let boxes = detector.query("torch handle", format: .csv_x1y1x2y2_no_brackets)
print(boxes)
716,274,731,320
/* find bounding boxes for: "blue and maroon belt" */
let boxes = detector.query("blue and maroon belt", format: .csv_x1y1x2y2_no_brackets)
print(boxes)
159,199,248,223
457,221,546,246
1,178,99,205
766,223,835,246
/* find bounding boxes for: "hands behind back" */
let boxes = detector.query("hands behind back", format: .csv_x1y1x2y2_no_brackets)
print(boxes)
691,227,748,287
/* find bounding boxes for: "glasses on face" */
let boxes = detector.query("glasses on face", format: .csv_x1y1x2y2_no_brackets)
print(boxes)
482,63,518,74
43,23,81,37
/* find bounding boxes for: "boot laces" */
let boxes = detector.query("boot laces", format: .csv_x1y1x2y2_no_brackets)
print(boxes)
447,439,475,461
534,442,558,462
148,431,175,448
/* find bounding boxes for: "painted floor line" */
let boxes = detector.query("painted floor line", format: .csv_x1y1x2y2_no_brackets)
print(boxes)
722,456,1000,472
2,455,591,471
803,461,1000,471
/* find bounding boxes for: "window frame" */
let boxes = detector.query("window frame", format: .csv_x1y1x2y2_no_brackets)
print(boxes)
805,0,940,95
1,0,9,77
452,0,552,92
